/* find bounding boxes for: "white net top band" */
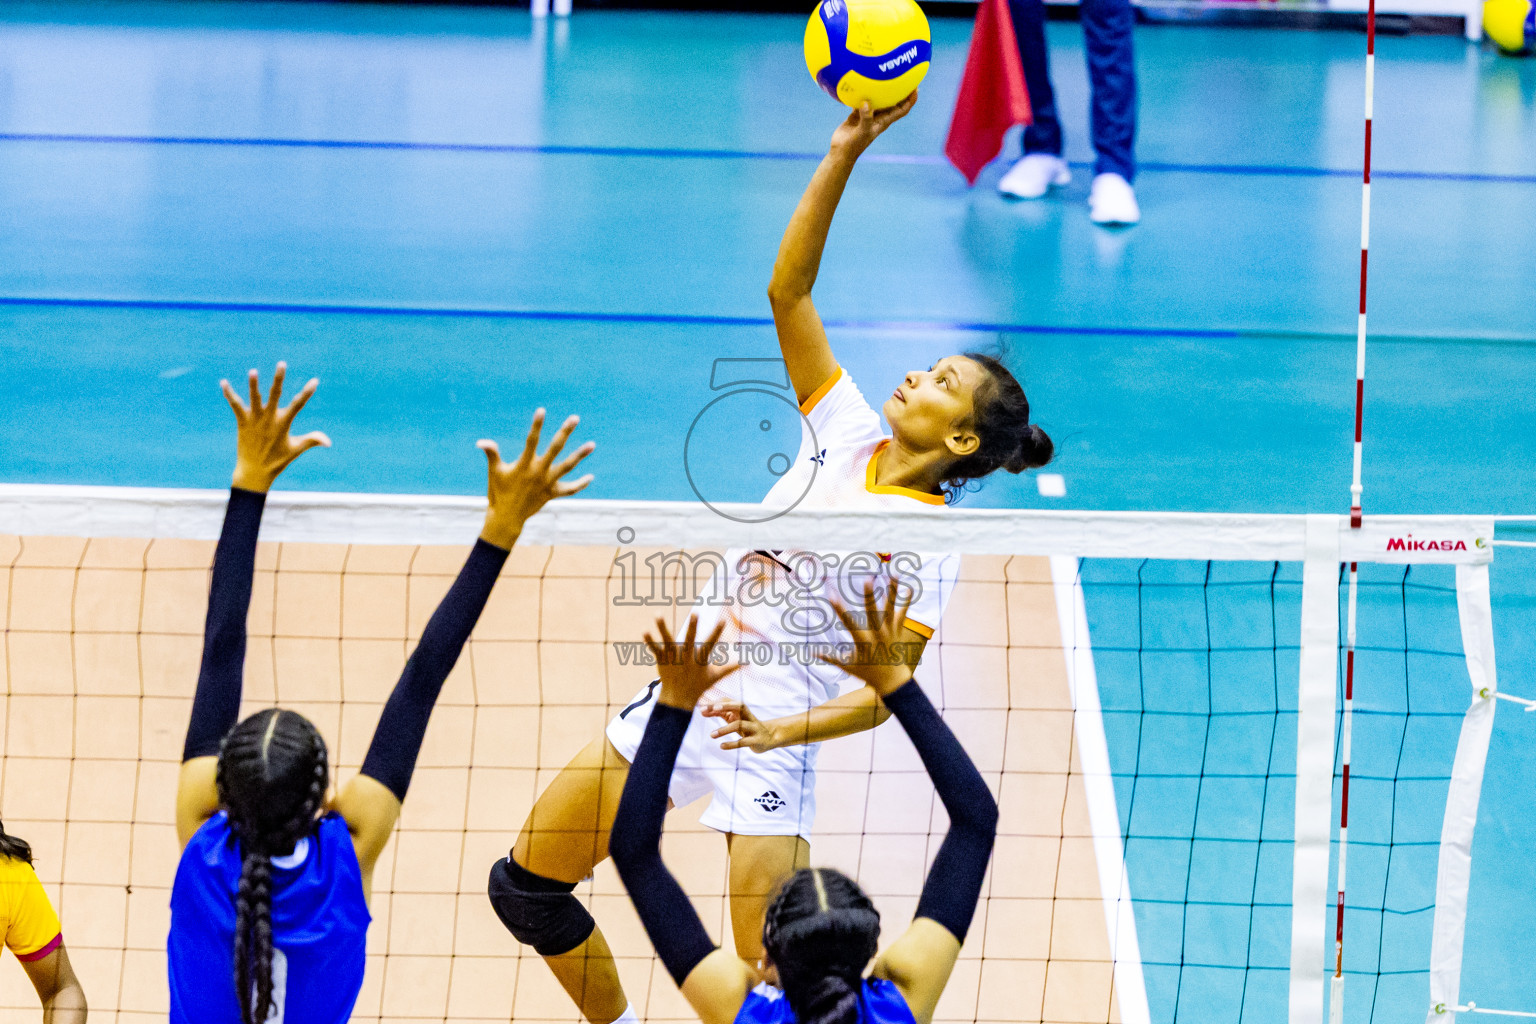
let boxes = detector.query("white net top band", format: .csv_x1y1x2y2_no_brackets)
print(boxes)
0,484,1495,565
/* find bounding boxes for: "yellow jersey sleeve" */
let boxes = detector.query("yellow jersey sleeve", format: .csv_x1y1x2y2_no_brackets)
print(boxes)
1,858,63,962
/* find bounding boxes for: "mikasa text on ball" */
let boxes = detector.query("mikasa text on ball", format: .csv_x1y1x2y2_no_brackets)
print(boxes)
804,0,931,110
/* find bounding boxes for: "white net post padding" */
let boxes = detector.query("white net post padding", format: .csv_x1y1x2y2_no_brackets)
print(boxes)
1423,566,1499,1024
1291,517,1343,1024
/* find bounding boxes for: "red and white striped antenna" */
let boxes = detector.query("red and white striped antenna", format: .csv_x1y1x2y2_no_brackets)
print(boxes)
1350,0,1374,533
1335,1,1375,1021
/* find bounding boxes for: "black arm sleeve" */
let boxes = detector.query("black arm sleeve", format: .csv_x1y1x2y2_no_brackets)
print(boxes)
182,488,267,762
608,702,718,986
883,679,999,944
359,538,509,802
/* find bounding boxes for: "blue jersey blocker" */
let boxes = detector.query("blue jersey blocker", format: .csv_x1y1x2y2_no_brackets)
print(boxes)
168,811,371,1024
735,979,918,1024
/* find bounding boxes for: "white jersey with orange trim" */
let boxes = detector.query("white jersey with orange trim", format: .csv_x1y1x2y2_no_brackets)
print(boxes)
696,366,959,710
605,368,959,838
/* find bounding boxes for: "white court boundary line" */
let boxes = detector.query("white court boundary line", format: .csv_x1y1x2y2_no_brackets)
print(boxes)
1051,556,1152,1024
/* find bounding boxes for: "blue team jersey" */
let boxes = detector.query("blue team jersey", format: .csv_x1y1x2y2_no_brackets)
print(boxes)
168,810,371,1024
736,978,917,1024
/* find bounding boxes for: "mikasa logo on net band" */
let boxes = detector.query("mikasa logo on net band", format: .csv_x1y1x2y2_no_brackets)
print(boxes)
1384,535,1479,552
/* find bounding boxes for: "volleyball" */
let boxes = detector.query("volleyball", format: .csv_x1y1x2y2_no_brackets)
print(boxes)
1484,0,1534,52
804,0,931,110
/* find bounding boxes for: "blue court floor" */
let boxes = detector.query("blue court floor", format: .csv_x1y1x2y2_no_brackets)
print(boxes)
1,3,1533,1024
1,1,1534,513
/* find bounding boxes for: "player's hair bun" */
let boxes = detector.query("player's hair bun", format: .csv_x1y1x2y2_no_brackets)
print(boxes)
1004,423,1055,474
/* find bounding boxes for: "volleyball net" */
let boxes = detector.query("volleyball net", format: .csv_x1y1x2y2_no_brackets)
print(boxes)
0,485,1528,1024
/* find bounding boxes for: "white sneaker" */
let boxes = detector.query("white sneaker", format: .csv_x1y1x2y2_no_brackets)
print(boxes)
1089,173,1140,225
997,154,1072,199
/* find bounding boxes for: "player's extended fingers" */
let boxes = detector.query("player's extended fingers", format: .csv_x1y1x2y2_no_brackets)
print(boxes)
710,720,745,740
267,361,287,410
518,409,547,468
890,578,915,629
696,618,729,664
682,614,700,650
292,431,332,455
549,441,596,482
220,380,248,419
653,617,675,651
826,597,860,639
280,378,319,424
876,90,918,124
247,369,263,414
644,633,668,667
537,415,580,472
477,439,503,475
878,577,905,630
814,651,854,673
702,700,748,721
553,474,594,498
719,735,758,751
861,581,882,634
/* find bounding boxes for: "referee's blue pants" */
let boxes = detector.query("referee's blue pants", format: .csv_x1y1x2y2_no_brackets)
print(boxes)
1008,0,1138,182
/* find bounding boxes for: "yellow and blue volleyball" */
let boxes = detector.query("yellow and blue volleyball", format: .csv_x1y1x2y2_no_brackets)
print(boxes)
1484,0,1534,52
804,0,931,110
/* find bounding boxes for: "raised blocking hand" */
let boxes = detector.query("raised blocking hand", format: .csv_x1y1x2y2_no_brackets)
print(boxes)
646,616,739,713
817,579,920,697
477,409,595,550
220,362,331,493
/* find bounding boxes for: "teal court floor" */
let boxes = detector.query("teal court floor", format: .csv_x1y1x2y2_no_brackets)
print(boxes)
0,1,1534,512
1,3,1534,1023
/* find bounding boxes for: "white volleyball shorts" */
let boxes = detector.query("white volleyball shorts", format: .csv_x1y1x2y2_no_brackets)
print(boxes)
605,681,818,839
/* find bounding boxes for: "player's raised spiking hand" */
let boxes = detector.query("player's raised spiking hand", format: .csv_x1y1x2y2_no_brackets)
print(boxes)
646,615,740,712
221,361,331,493
829,91,918,159
476,410,595,550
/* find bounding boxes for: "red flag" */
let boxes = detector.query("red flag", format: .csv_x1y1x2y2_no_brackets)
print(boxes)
945,0,1032,186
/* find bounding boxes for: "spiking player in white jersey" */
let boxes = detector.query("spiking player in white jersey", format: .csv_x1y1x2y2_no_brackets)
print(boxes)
486,93,1054,1024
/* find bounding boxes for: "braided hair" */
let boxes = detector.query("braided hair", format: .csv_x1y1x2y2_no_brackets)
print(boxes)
941,351,1054,503
763,868,882,1024
216,708,329,1024
0,820,32,864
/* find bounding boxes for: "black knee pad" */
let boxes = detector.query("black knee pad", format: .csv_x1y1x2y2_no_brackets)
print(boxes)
488,857,596,957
